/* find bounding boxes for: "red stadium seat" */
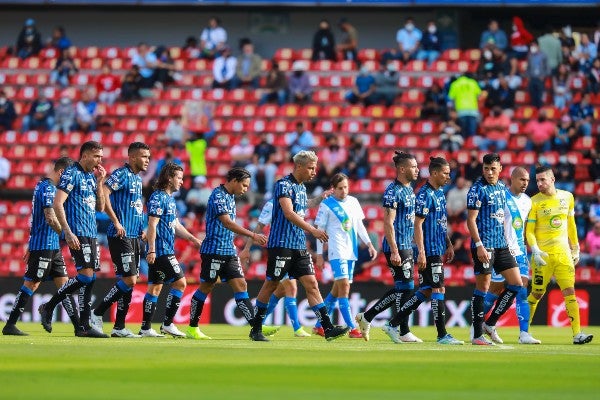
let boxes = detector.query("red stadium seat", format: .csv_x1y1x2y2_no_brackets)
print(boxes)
274,48,294,61
391,120,415,134
364,105,386,119
575,182,599,197
100,47,122,60
366,120,389,135
313,119,337,135
295,48,313,60
341,105,363,119
340,120,363,135
299,104,321,119
256,104,279,118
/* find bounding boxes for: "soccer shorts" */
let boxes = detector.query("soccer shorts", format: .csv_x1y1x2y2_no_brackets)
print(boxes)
200,254,244,283
531,252,575,295
491,254,529,282
148,254,185,285
24,249,68,282
69,237,99,271
472,247,517,275
266,248,314,281
418,255,444,289
330,259,356,283
108,237,141,278
384,249,414,283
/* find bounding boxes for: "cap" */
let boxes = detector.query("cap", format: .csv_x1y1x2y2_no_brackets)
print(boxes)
194,175,207,185
25,18,35,27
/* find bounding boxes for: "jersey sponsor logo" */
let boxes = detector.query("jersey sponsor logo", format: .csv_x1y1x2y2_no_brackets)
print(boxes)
83,195,96,210
512,216,523,230
130,199,143,215
550,215,562,228
490,208,505,223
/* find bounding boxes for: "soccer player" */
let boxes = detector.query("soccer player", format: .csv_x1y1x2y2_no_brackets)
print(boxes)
38,141,109,338
247,150,349,341
378,157,464,345
313,173,377,339
239,199,312,337
89,142,150,338
186,167,269,340
2,157,80,336
355,151,422,343
140,162,202,337
467,153,523,345
483,166,541,344
526,166,593,345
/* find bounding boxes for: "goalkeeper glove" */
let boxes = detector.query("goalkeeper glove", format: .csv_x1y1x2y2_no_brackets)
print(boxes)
571,245,580,265
531,245,548,266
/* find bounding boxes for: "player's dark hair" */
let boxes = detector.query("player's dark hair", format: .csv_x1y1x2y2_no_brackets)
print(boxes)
226,167,251,182
54,157,74,172
482,153,501,165
154,162,183,190
330,172,349,188
128,142,150,154
535,165,553,175
79,141,103,158
392,151,415,167
429,156,449,173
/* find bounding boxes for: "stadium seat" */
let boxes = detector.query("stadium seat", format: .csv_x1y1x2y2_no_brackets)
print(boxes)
340,120,363,135
247,119,267,134
274,48,294,61
299,104,321,118
280,104,300,118
364,105,386,119
386,105,408,119
358,48,380,62
266,119,290,134
575,182,599,197
295,48,313,60
256,104,278,118
341,105,363,118
440,49,461,62
391,120,415,134
405,60,425,72
313,119,337,135
366,120,389,135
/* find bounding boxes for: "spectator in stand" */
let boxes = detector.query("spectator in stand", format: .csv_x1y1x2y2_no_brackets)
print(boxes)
212,46,237,90
21,90,55,132
569,92,594,137
199,16,228,59
74,90,97,133
259,61,287,106
417,20,441,65
588,57,600,94
286,121,315,158
554,153,576,193
526,40,550,108
48,26,72,53
538,25,563,74
480,19,508,51
448,73,481,138
0,149,10,188
288,61,312,104
439,110,464,152
344,135,370,179
575,196,590,240
49,48,78,88
421,81,447,120
346,65,377,107
95,64,120,105
492,47,522,90
185,175,212,219
509,16,533,60
552,63,573,110
16,18,42,59
477,46,502,81
574,33,597,74
559,25,577,71
373,61,401,107
53,94,75,134
155,144,184,179
182,36,201,59
336,18,359,64
485,74,515,113
523,109,556,152
154,46,180,88
476,106,510,151
589,148,600,183
246,132,277,197
158,115,187,147
553,115,576,152
463,150,482,182
0,90,17,131
131,42,159,89
119,65,142,102
312,19,337,61
316,135,348,190
395,17,422,64
230,133,255,168
594,21,600,52
589,190,600,224
580,222,600,270
232,39,262,89
446,176,470,222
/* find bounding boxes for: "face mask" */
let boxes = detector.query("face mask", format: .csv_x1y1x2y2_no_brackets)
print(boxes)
559,156,568,164
240,138,249,146
530,46,538,54
428,26,436,34
405,23,414,31
484,50,492,59
359,67,369,75
60,98,70,105
0,98,5,105
512,25,517,32
387,64,396,72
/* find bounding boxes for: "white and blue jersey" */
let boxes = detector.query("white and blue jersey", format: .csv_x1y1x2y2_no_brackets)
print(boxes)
467,177,508,249
57,162,98,238
415,182,448,256
200,185,237,256
267,174,308,250
28,178,60,251
147,190,177,257
105,164,144,238
258,199,273,226
381,180,415,253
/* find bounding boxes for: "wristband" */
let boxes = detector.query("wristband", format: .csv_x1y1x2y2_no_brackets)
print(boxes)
475,241,483,248
147,251,155,254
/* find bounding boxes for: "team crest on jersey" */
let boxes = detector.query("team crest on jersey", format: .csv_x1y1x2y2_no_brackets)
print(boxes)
111,181,119,190
155,208,163,215
67,184,74,192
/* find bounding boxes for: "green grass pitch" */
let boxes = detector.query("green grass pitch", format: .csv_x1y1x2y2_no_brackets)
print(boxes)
1,323,598,400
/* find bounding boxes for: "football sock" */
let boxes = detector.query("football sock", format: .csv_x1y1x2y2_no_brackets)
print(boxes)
363,288,398,322
471,289,486,338
78,276,96,330
141,293,158,330
251,300,268,330
189,290,207,328
7,285,33,324
486,285,519,326
234,292,254,323
163,288,183,326
61,295,80,329
431,293,447,338
312,303,334,330
338,297,355,329
515,286,530,332
95,280,131,316
564,294,581,336
397,289,414,335
315,293,337,328
46,273,90,311
527,293,540,324
389,291,426,329
114,291,132,330
265,294,281,318
483,292,500,315
284,297,301,331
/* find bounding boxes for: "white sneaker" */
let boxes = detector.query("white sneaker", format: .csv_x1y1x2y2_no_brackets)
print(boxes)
355,313,371,342
482,322,504,344
573,332,594,345
518,331,541,344
139,328,165,338
399,331,423,343
382,322,402,344
90,312,104,332
111,328,142,338
160,323,186,338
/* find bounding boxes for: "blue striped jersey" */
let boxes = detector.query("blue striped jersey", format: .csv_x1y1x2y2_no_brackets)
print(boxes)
105,164,144,238
381,180,416,253
268,174,308,250
147,190,177,257
57,162,98,238
200,185,237,256
28,178,60,251
415,182,448,256
467,177,508,249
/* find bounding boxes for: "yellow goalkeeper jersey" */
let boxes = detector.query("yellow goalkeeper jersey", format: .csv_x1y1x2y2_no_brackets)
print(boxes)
527,189,575,254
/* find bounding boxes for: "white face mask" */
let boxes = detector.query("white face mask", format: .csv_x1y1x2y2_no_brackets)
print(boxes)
405,23,414,31
484,50,492,59
530,46,538,54
359,67,369,75
0,98,6,105
428,25,436,34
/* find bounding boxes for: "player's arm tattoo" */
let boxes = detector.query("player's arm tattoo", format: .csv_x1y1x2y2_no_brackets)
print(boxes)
53,190,72,235
43,207,62,235
95,180,106,212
